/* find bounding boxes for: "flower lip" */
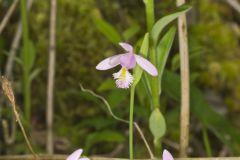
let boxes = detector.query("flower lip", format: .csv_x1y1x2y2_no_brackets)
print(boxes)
113,67,134,89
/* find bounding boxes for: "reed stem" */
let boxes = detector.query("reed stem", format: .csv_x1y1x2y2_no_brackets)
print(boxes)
177,0,190,157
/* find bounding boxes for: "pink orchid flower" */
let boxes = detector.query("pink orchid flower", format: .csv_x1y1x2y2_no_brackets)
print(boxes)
96,42,158,89
66,149,89,160
163,149,174,160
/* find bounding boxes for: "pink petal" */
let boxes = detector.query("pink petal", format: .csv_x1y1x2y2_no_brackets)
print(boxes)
119,42,133,52
135,55,158,76
162,149,174,160
120,53,136,69
96,54,123,70
67,149,83,160
79,158,90,160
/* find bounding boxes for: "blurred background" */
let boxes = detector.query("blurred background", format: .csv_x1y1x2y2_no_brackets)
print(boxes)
0,0,240,158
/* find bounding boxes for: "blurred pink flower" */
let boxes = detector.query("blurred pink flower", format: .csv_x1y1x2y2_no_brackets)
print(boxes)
66,149,89,160
96,42,158,89
163,149,174,160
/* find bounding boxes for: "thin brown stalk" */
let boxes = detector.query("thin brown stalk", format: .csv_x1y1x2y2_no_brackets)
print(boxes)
226,0,240,14
46,0,57,154
2,117,16,145
134,122,154,159
177,0,190,157
1,76,37,158
5,0,33,78
0,0,19,35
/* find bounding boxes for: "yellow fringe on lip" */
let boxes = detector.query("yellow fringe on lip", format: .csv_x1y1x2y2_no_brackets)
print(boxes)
119,67,127,80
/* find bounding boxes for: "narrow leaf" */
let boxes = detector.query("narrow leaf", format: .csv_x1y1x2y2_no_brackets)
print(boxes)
152,5,191,43
20,39,35,72
123,23,140,41
156,26,176,94
29,68,41,82
93,17,121,44
85,130,125,153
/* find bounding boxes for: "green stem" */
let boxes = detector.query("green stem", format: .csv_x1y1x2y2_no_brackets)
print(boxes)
144,0,155,32
202,127,212,157
149,48,159,109
20,0,31,121
154,138,162,155
129,86,135,160
149,46,161,157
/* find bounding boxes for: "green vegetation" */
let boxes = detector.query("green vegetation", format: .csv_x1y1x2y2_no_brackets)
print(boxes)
0,0,240,158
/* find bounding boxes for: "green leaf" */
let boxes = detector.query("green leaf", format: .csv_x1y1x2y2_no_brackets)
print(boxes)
156,26,176,94
28,40,36,71
107,90,127,108
21,39,36,71
123,23,140,41
97,78,115,92
29,68,41,82
152,5,191,44
85,130,125,153
79,116,116,130
93,17,121,44
149,108,166,141
162,70,240,155
133,33,149,87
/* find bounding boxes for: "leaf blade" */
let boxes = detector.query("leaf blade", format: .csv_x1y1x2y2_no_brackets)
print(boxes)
152,5,191,44
156,26,176,94
149,108,166,141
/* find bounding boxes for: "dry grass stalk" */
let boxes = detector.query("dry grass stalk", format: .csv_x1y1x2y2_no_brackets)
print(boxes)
5,0,34,78
226,0,240,14
176,0,190,157
46,0,57,154
2,118,16,145
1,76,38,158
0,0,19,35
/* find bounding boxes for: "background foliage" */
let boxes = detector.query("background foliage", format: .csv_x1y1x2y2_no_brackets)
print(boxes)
0,0,240,158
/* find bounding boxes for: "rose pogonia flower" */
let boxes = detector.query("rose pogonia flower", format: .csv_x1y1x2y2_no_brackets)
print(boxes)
66,149,89,160
163,149,174,160
96,42,158,89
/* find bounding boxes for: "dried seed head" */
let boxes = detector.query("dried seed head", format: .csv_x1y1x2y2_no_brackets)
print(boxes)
1,76,15,105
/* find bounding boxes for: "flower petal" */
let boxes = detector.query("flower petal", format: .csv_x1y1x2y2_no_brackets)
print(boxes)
119,42,133,52
135,55,158,76
162,149,174,160
79,158,90,160
96,54,123,70
67,149,83,160
120,53,136,69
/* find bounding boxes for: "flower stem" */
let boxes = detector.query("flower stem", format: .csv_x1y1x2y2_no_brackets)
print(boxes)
20,0,31,122
129,86,135,160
